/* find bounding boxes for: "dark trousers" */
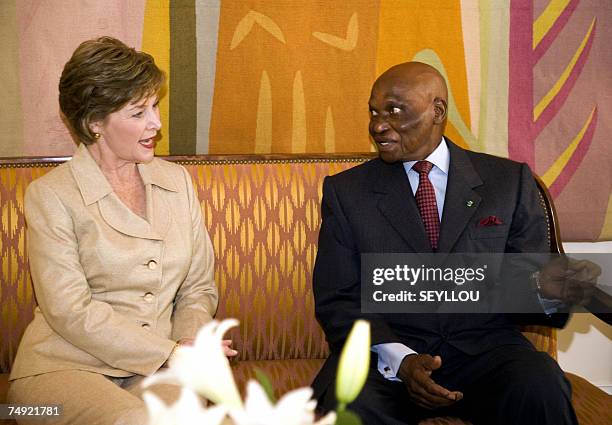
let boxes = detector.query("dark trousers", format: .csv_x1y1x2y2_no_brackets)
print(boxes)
319,344,577,425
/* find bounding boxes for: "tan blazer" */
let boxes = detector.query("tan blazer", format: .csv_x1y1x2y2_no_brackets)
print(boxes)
10,144,218,380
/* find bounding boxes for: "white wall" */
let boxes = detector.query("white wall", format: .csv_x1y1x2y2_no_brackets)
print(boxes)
558,242,612,393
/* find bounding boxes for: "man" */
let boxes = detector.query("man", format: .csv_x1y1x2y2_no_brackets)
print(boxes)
312,62,577,425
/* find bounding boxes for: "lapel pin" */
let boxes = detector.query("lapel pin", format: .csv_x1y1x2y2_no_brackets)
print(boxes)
466,200,474,207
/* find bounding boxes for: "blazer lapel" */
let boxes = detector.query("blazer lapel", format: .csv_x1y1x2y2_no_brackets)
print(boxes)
373,161,432,252
146,184,171,240
98,194,158,239
70,145,172,241
98,183,171,241
437,141,483,253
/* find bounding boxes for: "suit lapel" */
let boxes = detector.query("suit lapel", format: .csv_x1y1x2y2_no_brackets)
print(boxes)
438,141,483,253
373,161,432,252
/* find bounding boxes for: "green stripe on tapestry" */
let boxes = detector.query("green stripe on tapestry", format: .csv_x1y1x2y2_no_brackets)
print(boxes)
0,0,24,157
170,0,197,154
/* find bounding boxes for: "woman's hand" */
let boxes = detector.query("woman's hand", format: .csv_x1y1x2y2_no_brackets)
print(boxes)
164,338,238,368
222,339,238,357
182,338,237,357
178,338,238,357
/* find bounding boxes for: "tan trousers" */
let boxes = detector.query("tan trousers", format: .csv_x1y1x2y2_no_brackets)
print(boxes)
7,370,182,425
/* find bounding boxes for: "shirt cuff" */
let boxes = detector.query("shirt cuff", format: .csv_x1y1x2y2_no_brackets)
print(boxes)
538,294,564,315
371,343,417,381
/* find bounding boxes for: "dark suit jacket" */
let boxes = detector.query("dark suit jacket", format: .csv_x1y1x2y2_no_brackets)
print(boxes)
312,139,567,399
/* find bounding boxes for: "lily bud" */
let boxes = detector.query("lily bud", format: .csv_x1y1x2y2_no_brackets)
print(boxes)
335,320,371,408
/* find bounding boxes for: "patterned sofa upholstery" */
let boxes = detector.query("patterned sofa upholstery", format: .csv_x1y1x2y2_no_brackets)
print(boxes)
1,155,609,425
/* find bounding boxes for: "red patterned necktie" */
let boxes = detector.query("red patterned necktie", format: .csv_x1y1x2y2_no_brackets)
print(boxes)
412,161,440,250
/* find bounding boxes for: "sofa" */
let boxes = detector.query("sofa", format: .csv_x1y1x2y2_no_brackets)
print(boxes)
0,154,610,424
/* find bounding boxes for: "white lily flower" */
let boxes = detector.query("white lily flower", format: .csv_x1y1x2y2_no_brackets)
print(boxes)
143,319,243,408
229,380,336,425
143,387,227,425
335,320,371,407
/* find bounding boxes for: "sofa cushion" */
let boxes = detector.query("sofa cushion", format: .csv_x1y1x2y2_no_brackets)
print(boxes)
183,160,363,361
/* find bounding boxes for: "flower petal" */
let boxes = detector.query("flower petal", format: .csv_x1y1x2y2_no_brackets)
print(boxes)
336,320,371,405
180,320,243,408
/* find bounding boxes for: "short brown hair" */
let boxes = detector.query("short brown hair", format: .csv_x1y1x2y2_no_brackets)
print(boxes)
59,36,164,145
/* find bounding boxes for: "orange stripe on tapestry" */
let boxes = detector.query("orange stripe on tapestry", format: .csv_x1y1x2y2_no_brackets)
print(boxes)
209,1,379,154
143,0,171,155
376,0,471,148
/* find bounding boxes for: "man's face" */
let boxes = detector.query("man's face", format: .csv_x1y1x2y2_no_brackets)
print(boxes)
368,76,440,163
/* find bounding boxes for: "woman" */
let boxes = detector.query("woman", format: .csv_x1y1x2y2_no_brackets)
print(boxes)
7,37,234,425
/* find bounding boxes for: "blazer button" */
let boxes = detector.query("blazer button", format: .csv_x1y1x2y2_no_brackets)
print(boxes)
144,292,154,302
147,260,157,270
142,323,151,329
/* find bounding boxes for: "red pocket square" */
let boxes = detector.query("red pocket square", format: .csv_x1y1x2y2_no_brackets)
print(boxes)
479,215,503,226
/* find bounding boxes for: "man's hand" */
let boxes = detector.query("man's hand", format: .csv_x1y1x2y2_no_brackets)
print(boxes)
537,257,601,306
398,354,463,409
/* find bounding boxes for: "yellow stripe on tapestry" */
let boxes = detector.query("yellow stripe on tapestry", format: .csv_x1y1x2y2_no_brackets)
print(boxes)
459,0,481,137
533,0,571,49
598,194,612,240
230,11,286,50
325,106,336,153
534,18,596,121
255,71,272,154
292,71,307,153
541,106,596,188
142,0,171,155
312,12,358,51
476,0,510,158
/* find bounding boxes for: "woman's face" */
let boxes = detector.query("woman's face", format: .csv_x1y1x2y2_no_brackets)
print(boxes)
91,95,161,164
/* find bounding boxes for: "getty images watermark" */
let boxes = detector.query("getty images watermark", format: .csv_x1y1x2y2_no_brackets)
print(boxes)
371,263,487,303
361,253,612,314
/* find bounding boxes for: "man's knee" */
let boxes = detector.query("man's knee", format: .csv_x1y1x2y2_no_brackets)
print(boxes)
489,352,576,425
506,352,571,400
